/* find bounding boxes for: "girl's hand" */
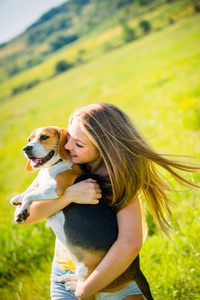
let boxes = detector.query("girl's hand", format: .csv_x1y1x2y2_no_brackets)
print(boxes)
75,280,96,300
64,179,102,205
58,275,96,300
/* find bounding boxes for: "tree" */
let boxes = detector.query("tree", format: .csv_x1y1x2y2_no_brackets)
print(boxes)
194,4,200,13
120,20,136,43
55,60,71,74
138,0,153,5
8,65,20,77
139,20,151,34
50,35,78,52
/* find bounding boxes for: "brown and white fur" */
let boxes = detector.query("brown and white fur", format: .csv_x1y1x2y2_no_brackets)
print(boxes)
10,126,154,300
10,126,81,221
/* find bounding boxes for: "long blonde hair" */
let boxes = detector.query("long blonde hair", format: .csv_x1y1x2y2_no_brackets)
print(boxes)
69,102,199,236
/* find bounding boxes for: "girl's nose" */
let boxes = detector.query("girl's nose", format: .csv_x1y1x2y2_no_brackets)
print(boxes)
64,141,69,150
64,139,71,150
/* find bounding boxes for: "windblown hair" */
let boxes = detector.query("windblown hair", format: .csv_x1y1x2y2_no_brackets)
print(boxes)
69,102,199,236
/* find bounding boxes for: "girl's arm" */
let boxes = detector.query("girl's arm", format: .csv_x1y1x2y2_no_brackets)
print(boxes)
14,179,101,225
74,197,143,299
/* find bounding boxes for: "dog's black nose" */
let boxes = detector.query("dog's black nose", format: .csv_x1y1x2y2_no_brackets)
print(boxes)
23,145,33,152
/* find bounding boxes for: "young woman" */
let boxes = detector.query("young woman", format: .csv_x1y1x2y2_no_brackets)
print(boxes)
15,102,199,300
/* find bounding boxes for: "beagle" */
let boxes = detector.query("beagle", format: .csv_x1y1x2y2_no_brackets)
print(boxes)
10,126,154,300
10,126,81,221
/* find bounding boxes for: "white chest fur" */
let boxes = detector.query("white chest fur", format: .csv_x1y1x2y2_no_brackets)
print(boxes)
37,160,73,187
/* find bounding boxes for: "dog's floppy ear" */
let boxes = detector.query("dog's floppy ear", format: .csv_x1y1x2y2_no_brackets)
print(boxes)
58,128,69,160
26,160,35,172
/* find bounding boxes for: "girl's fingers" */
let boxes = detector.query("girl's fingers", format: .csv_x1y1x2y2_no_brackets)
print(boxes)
91,199,99,204
66,178,103,204
84,178,97,183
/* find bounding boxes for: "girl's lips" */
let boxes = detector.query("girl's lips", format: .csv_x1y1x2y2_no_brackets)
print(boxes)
70,153,78,157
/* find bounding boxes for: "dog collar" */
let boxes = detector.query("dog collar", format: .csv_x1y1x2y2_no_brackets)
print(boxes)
41,158,63,169
53,159,63,166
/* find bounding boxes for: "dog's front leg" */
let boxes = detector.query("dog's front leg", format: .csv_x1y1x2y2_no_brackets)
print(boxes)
10,186,38,206
58,273,78,292
15,185,59,222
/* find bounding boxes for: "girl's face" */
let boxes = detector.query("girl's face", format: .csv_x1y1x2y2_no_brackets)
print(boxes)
65,118,101,168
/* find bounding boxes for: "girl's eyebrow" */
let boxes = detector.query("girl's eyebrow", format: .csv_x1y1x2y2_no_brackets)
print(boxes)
76,139,86,145
67,130,86,145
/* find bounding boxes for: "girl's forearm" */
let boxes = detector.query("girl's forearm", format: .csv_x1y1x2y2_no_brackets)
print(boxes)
15,179,101,225
80,239,140,295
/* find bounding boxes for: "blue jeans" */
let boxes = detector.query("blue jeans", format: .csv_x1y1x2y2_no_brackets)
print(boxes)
50,259,141,300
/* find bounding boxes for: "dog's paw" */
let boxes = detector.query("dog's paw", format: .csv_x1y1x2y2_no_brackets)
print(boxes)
57,274,78,292
58,274,78,284
15,209,30,223
10,195,23,206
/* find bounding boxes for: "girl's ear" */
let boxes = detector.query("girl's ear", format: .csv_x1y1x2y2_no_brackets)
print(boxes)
58,128,70,160
26,160,35,172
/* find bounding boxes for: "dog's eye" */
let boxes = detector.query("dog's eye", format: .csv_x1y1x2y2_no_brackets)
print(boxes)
40,135,49,141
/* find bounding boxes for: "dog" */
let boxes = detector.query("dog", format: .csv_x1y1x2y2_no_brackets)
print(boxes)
10,126,154,300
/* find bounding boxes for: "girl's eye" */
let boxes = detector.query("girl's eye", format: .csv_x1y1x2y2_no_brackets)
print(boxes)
76,143,83,148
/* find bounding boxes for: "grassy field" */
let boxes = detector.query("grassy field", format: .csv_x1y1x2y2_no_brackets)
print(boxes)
0,12,200,300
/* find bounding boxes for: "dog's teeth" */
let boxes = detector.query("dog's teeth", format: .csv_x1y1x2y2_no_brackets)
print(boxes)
29,150,54,168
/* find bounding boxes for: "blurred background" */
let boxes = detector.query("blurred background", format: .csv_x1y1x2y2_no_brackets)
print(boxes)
0,0,200,299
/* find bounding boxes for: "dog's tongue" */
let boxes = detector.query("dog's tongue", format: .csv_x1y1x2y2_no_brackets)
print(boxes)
31,158,40,165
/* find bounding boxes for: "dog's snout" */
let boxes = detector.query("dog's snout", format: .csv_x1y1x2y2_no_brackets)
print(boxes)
23,145,33,153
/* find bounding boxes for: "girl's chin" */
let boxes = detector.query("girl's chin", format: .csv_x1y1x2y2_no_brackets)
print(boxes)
70,156,79,162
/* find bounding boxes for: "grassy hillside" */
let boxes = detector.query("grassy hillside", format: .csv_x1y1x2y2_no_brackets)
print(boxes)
0,0,198,87
0,11,200,300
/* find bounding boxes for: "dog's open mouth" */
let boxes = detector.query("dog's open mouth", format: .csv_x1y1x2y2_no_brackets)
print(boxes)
29,150,55,168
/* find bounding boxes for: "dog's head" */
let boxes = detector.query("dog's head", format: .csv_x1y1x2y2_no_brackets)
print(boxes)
23,126,69,172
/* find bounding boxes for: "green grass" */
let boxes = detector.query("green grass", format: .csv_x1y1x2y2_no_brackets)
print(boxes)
0,13,200,299
0,0,197,100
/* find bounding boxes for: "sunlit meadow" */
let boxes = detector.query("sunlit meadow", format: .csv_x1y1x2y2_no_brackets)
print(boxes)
0,13,200,300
